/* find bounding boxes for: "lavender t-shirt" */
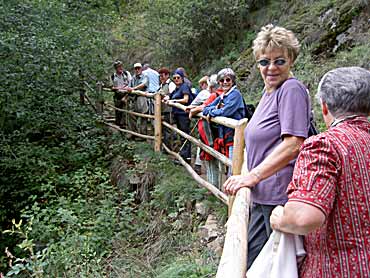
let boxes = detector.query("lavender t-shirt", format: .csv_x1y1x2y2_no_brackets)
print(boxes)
244,78,311,205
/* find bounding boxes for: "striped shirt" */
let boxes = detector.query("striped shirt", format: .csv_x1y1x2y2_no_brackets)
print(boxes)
287,116,370,278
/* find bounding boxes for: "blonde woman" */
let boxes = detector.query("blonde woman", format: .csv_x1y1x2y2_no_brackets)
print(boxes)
224,25,312,268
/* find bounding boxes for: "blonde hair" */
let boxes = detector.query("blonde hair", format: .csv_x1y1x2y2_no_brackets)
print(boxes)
252,24,300,62
198,76,209,85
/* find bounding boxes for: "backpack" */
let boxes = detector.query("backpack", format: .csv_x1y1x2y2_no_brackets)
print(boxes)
308,112,319,137
111,70,129,82
242,99,255,120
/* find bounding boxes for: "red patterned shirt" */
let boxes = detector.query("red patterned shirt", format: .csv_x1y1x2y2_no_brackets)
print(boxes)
287,116,370,278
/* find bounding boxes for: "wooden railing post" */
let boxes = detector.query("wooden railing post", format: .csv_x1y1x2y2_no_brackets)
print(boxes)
95,81,103,115
216,187,250,278
154,93,162,152
216,117,250,278
228,118,249,216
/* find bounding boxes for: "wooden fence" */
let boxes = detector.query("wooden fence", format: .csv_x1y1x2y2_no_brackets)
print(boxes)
83,84,251,278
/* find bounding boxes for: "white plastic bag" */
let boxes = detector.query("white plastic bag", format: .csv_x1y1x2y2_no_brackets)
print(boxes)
247,231,306,278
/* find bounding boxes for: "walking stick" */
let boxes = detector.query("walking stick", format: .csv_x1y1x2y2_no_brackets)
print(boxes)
177,117,201,154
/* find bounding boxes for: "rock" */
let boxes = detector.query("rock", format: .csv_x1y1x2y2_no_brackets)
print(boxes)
204,214,220,240
207,235,225,257
195,201,209,217
197,213,225,248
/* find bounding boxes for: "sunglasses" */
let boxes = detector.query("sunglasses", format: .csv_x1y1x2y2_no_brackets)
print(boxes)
172,76,182,80
134,67,141,70
219,77,232,83
257,58,287,67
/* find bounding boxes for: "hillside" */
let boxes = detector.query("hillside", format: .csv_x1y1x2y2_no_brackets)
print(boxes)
232,0,370,127
114,0,369,128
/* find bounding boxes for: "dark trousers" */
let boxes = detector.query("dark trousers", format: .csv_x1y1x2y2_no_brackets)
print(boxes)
163,112,174,148
113,91,126,127
174,114,191,161
247,203,277,269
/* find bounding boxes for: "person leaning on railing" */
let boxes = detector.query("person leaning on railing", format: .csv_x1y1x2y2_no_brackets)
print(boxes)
223,24,312,269
158,67,176,148
203,68,246,167
185,75,210,174
270,67,370,278
126,62,149,134
163,69,193,163
187,74,224,187
110,60,132,127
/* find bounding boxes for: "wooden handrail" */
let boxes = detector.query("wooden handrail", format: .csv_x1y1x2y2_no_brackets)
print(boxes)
167,102,239,128
103,87,155,98
82,92,98,113
162,121,232,167
216,118,250,277
104,122,155,140
105,103,156,119
228,118,249,215
84,81,96,92
162,143,228,204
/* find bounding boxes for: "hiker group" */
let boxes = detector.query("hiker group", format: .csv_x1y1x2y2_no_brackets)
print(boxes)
109,24,370,278
109,60,251,185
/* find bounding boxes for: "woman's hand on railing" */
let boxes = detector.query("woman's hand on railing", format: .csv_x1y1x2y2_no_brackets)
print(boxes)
185,105,195,119
162,95,170,103
223,173,259,195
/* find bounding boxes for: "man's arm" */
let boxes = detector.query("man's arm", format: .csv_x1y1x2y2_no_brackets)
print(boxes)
132,82,146,91
128,76,149,91
270,201,326,235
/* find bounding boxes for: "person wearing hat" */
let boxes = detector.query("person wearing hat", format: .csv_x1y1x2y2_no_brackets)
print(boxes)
163,69,194,163
125,63,149,135
127,63,148,92
111,60,132,127
176,67,192,89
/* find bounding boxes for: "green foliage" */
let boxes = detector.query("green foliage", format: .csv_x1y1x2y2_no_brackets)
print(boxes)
2,148,137,276
2,219,47,278
156,257,215,278
117,0,253,72
0,0,120,272
150,157,207,214
2,136,218,276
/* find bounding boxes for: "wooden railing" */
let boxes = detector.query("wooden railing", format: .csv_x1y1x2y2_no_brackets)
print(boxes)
83,85,251,278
